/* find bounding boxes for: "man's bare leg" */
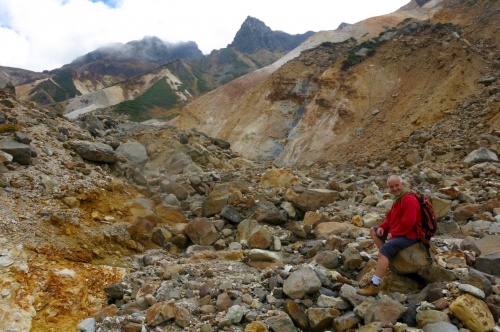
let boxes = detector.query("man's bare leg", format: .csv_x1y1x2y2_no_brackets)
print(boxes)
370,227,385,249
374,252,390,279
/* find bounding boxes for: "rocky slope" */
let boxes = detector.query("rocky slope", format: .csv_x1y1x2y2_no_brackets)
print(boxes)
172,0,500,167
1,76,500,332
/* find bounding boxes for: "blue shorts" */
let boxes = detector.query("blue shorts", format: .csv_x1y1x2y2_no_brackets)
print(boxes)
373,226,419,259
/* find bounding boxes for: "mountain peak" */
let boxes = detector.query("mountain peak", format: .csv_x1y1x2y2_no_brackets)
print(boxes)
64,35,203,81
230,16,314,54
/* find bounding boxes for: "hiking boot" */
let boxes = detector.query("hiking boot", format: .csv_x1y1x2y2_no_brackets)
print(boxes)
356,282,379,296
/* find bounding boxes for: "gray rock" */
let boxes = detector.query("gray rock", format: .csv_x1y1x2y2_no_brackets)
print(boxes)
341,247,363,270
71,141,117,163
460,269,494,297
265,312,297,332
14,131,32,144
364,296,407,324
286,188,341,212
162,193,181,207
283,266,322,299
0,150,13,164
77,317,95,332
220,205,242,223
104,283,126,300
464,147,498,164
115,141,148,169
161,182,189,201
252,201,288,225
214,137,230,149
317,294,349,310
0,138,32,165
245,249,291,263
355,47,371,57
225,305,244,323
458,284,485,299
167,158,192,175
422,321,459,332
315,250,340,269
307,307,339,331
340,284,369,308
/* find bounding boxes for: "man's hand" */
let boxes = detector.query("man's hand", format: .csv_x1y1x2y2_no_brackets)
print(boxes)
387,233,393,240
376,227,384,237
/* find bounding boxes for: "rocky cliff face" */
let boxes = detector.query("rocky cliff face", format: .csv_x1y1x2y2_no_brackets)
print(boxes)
172,0,500,168
230,16,315,54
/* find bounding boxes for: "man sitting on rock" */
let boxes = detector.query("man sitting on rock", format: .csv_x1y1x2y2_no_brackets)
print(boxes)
357,175,423,296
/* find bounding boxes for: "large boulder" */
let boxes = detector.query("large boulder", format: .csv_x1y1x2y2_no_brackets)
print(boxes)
71,141,117,163
115,141,148,169
449,294,495,332
0,138,31,165
285,188,341,212
390,242,432,274
464,147,498,164
364,296,407,324
185,218,220,246
283,266,322,299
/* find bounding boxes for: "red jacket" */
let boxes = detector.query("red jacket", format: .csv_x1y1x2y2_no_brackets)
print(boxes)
378,192,422,239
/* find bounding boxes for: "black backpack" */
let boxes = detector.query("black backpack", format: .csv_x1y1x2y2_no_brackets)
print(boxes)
407,191,438,247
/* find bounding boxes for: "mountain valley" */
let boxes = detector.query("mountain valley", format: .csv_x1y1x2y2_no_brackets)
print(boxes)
0,0,499,331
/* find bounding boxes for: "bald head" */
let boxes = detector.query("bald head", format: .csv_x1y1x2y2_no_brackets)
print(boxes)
387,175,403,185
387,175,404,197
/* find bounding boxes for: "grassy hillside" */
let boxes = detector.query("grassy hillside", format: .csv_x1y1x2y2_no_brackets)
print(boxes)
114,78,180,122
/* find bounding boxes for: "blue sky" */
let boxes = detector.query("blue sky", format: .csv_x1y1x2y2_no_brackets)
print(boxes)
90,0,118,7
0,0,410,72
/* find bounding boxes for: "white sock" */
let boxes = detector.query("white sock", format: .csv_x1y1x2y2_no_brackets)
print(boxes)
371,275,381,286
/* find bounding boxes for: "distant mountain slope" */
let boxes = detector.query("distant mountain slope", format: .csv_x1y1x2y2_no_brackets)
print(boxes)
10,16,313,119
64,60,194,121
67,36,203,81
171,0,500,166
0,66,49,87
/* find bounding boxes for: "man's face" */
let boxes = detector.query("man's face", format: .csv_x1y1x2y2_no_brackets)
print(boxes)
388,178,404,197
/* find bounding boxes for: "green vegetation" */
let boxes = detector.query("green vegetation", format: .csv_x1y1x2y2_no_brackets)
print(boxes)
114,79,179,122
249,57,263,68
197,79,210,93
218,48,239,63
398,17,413,26
53,71,79,100
220,72,245,85
30,80,66,102
341,37,386,71
218,49,250,69
320,41,337,48
166,61,196,91
0,99,15,108
28,70,80,103
234,60,250,69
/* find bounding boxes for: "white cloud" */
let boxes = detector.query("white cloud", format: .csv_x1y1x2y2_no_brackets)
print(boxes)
0,0,410,72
